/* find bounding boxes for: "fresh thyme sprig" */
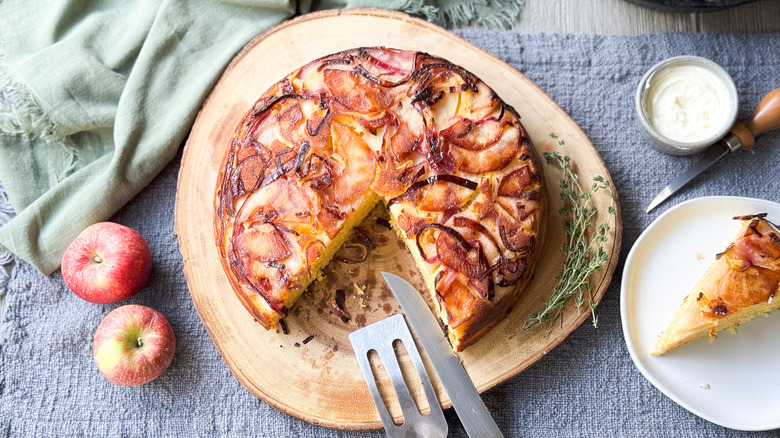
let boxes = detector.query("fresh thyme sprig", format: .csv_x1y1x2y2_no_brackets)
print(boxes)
521,134,615,332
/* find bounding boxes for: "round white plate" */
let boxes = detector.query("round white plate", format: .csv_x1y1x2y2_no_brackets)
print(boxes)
621,196,780,431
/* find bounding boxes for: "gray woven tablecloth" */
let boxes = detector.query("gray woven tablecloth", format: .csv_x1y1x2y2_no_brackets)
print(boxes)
1,30,779,437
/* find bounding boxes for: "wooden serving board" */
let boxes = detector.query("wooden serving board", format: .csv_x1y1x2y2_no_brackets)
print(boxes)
175,8,622,431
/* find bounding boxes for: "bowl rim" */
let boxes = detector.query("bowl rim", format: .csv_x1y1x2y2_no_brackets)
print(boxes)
635,55,739,155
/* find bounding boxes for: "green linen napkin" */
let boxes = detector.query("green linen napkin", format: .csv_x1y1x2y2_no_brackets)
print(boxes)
0,0,524,275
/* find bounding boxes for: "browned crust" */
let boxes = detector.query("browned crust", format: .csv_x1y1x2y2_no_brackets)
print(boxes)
450,157,546,351
214,143,280,330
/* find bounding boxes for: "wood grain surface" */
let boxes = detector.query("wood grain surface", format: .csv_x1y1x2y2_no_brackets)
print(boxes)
175,8,622,430
513,0,780,33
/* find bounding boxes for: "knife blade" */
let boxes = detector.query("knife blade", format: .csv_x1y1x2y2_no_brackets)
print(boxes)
381,272,503,438
646,88,780,213
645,139,732,213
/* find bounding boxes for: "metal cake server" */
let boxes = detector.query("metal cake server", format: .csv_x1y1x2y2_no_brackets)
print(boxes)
349,314,448,437
647,88,780,213
382,272,504,438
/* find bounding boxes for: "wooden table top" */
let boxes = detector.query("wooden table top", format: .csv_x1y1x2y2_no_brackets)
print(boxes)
513,0,780,33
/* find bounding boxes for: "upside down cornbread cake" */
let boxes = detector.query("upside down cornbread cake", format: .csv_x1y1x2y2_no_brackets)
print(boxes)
215,47,546,351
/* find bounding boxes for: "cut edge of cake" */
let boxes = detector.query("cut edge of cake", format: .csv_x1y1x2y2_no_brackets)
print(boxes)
650,259,780,356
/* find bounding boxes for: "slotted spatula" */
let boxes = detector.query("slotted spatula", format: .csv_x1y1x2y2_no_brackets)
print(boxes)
349,314,448,437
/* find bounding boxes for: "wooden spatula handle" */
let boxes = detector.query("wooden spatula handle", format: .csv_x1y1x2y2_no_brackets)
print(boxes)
732,88,780,150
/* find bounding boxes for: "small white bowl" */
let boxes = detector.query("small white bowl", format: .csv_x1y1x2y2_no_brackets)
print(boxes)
635,56,738,156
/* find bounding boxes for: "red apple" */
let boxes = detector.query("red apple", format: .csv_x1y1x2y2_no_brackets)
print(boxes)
61,222,152,304
93,304,176,386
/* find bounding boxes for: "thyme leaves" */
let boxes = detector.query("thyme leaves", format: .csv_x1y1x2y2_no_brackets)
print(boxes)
520,134,615,332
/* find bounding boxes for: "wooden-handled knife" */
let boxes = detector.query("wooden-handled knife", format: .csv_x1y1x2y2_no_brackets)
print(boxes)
646,88,780,213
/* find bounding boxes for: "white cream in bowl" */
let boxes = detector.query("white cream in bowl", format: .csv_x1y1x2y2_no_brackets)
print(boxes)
645,64,730,143
636,56,738,155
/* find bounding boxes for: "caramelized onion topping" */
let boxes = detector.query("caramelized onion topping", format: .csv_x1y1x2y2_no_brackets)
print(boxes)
335,243,369,264
252,93,312,117
354,64,406,88
386,174,478,208
278,319,289,334
479,261,502,282
416,223,472,262
307,154,334,190
306,101,330,137
416,223,490,287
352,227,376,250
499,225,533,255
260,151,296,188
316,58,351,71
408,62,478,93
453,216,504,262
452,217,528,288
294,141,311,178
328,288,351,323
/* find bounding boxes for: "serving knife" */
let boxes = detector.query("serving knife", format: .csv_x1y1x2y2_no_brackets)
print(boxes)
381,272,503,438
646,88,780,213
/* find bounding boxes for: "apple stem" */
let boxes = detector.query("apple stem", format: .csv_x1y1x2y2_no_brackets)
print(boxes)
93,255,102,264
136,338,143,348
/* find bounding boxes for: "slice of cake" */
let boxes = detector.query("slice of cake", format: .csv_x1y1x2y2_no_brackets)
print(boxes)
214,47,546,351
651,214,780,356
